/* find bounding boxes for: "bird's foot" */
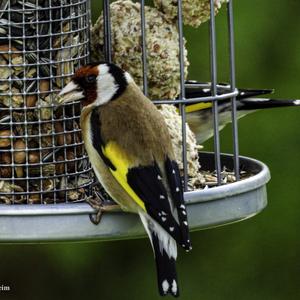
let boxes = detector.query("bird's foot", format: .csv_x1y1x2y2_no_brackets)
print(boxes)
85,191,121,225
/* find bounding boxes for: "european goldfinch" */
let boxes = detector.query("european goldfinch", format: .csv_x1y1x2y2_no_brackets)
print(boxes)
58,62,192,297
183,81,300,144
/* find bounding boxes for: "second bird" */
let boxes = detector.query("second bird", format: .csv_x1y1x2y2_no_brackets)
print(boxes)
183,81,300,144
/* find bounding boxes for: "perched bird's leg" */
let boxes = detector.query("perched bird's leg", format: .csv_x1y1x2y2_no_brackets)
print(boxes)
86,191,121,225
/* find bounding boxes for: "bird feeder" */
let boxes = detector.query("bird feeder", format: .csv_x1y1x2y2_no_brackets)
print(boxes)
0,0,270,243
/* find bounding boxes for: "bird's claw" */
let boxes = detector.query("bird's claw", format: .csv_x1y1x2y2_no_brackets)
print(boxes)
85,192,106,225
85,192,121,225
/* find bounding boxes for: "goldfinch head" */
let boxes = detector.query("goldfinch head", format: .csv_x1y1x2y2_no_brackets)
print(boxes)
58,63,132,107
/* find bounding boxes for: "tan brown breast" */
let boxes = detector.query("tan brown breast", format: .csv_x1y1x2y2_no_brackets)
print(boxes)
98,83,174,165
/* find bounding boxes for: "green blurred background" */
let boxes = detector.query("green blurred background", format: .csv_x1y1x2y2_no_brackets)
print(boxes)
1,1,300,299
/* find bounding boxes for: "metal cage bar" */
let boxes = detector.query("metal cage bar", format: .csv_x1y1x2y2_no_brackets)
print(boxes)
227,0,240,180
177,0,188,191
103,0,112,63
209,0,222,185
140,0,148,97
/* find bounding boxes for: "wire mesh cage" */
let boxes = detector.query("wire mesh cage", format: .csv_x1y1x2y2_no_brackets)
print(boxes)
0,0,270,243
0,0,92,204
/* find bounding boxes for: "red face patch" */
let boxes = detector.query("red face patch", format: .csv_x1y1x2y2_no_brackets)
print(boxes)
73,65,99,106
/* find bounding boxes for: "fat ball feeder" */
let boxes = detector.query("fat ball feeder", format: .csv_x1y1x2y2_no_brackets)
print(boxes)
0,0,270,243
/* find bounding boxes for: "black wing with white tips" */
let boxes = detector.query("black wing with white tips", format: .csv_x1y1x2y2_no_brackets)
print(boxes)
165,158,192,252
127,161,189,249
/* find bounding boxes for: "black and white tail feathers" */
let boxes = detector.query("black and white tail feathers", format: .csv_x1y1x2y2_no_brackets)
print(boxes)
237,98,300,111
127,157,191,297
137,158,191,297
151,232,179,297
184,80,274,100
139,213,179,297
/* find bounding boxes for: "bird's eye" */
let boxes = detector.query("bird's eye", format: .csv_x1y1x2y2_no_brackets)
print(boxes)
85,75,97,83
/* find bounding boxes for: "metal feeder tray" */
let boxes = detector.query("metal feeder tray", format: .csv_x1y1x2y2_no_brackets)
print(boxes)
0,152,270,244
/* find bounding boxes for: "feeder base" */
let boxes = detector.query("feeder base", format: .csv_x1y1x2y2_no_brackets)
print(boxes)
0,153,270,243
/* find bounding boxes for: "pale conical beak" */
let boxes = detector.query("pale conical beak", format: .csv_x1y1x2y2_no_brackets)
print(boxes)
57,80,84,104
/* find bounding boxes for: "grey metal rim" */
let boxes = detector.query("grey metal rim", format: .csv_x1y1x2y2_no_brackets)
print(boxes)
0,152,270,243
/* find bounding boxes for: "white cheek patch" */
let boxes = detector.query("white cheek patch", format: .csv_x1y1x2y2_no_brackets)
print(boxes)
95,64,118,106
125,71,133,83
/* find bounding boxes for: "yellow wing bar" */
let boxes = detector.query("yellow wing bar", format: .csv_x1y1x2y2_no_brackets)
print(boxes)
102,141,146,211
184,102,212,113
176,102,213,114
